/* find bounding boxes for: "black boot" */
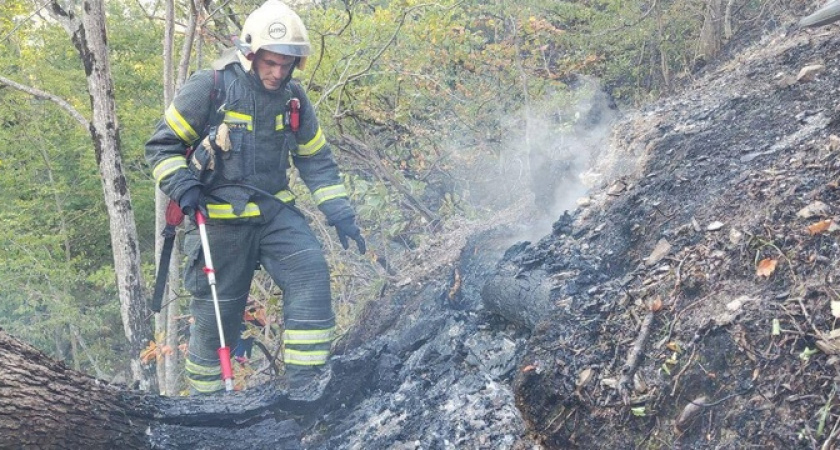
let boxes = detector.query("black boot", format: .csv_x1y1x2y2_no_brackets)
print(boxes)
285,364,332,402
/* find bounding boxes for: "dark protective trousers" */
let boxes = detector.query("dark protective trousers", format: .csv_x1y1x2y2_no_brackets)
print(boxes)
182,206,334,393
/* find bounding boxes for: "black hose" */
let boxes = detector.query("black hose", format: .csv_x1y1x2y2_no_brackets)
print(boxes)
205,183,306,219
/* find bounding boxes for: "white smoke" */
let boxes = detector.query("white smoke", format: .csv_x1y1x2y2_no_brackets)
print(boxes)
440,77,626,244
496,79,620,241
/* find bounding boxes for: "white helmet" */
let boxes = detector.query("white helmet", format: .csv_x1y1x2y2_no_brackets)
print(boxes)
236,0,311,72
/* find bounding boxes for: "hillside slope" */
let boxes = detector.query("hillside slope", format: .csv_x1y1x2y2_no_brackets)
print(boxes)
508,23,840,448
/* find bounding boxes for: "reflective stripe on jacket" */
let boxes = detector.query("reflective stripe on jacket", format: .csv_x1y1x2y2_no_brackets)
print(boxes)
145,63,354,222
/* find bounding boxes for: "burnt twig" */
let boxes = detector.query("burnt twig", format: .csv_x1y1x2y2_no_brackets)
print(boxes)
618,310,656,402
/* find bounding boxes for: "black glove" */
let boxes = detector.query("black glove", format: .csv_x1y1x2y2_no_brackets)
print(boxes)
178,186,207,218
332,217,366,254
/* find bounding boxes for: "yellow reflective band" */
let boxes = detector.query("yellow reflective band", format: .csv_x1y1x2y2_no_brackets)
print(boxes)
275,114,285,131
153,156,188,185
187,378,224,393
284,349,329,366
283,327,335,345
206,202,261,219
204,190,295,219
296,127,325,157
185,359,221,376
276,190,296,203
224,111,253,131
164,104,199,143
312,184,348,205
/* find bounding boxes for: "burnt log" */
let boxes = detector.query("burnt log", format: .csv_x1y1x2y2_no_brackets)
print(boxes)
0,227,537,449
0,328,379,449
481,268,553,331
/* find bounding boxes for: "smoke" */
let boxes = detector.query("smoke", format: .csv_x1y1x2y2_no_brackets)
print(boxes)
496,79,620,241
440,78,625,244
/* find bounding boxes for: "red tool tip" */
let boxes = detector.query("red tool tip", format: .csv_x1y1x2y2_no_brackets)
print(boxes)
218,347,233,381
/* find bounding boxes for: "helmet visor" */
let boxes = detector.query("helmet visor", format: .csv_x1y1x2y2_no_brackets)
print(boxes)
261,43,310,58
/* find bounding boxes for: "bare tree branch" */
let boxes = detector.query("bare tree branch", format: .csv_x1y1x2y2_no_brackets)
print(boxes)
307,1,353,90
0,0,53,43
0,75,89,128
337,133,438,224
200,0,238,48
313,3,443,111
134,0,158,20
176,0,202,88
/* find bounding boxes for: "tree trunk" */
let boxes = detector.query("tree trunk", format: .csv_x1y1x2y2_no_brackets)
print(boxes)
0,328,371,449
657,1,670,90
48,0,156,391
154,0,181,397
154,0,203,396
0,329,151,449
699,0,725,60
724,0,735,39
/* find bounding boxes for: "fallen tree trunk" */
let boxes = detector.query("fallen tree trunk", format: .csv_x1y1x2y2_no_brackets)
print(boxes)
0,328,379,449
0,329,151,449
0,223,534,450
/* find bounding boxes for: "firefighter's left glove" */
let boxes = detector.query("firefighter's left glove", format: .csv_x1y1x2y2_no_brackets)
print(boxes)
332,217,366,254
178,186,208,219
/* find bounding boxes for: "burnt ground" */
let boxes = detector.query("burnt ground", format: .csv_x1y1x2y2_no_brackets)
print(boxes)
506,25,840,449
148,207,543,449
145,11,840,450
310,18,840,450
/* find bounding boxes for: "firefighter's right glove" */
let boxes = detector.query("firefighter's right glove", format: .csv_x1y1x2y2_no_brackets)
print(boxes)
178,186,207,219
331,217,366,254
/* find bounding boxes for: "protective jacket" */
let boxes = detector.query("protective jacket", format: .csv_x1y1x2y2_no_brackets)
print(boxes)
146,55,347,394
146,56,353,225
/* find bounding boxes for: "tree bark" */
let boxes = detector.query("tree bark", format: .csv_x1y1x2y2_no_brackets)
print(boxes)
482,268,552,331
0,328,376,449
48,0,157,391
0,329,151,449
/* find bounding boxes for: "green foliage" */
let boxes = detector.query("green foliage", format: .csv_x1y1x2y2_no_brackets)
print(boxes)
0,0,785,380
0,0,163,374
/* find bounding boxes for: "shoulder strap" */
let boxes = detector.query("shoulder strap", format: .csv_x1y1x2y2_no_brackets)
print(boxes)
209,69,227,125
288,79,304,100
187,70,228,157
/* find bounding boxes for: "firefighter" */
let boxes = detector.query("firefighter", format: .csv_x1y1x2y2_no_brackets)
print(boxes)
145,0,365,396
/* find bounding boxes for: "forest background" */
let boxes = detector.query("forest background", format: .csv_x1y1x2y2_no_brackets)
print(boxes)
0,0,786,393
